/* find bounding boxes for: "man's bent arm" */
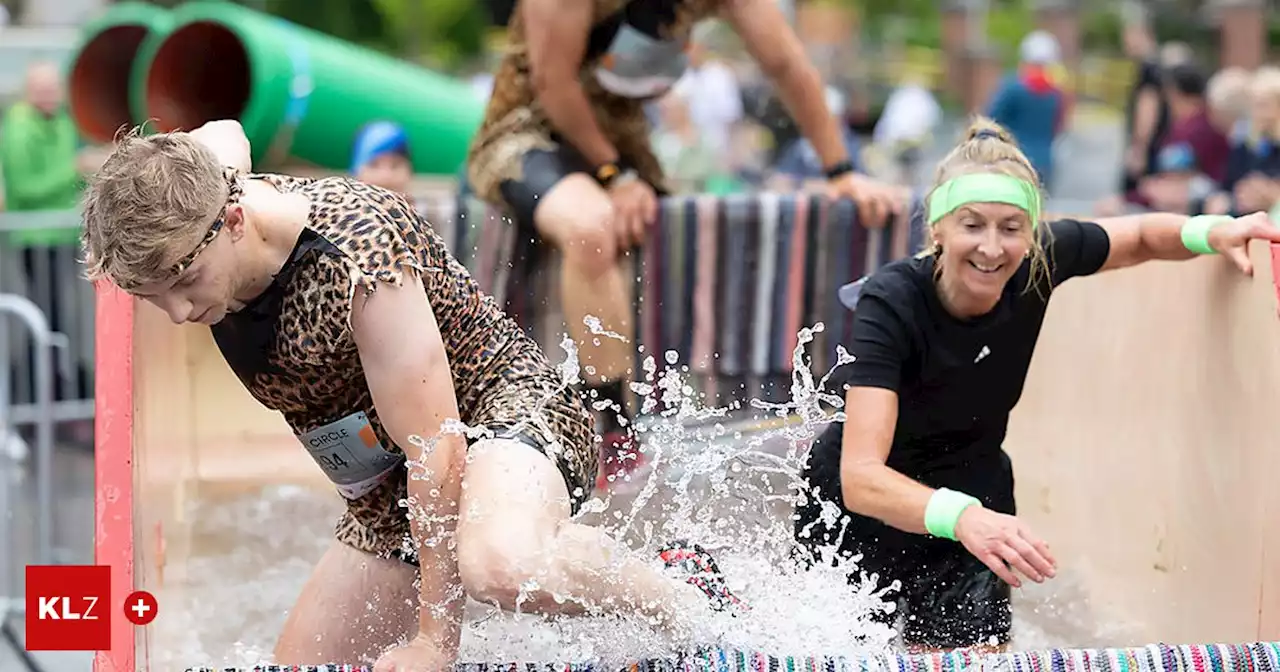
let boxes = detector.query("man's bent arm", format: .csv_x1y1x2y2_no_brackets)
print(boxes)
352,269,466,658
189,120,253,172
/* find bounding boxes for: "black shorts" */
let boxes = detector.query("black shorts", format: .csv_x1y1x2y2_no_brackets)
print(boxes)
793,449,1012,648
496,140,594,233
494,139,666,241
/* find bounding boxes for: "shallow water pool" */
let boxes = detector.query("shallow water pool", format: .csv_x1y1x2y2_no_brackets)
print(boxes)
143,428,1139,669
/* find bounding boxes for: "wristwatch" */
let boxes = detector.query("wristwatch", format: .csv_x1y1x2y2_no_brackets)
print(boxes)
824,159,855,181
595,162,621,186
594,161,638,188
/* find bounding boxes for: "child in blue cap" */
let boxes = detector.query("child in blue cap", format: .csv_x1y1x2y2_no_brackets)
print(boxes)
350,120,413,196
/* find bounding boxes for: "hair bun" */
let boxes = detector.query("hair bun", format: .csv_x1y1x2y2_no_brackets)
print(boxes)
963,116,1015,144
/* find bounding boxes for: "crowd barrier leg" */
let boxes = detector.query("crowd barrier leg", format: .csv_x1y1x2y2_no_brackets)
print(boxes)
0,293,71,672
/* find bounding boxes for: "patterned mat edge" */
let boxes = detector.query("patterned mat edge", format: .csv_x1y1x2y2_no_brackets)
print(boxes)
184,641,1280,672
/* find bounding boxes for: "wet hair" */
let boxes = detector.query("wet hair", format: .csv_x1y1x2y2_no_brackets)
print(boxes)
924,116,1051,294
81,126,228,290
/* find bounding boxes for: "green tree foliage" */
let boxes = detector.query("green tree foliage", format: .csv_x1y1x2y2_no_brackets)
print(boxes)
256,0,397,51
985,1,1037,63
849,0,1038,57
851,0,935,22
370,0,488,68
135,0,487,68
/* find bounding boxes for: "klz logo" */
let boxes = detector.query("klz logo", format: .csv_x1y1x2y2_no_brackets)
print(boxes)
25,565,111,651
37,596,101,620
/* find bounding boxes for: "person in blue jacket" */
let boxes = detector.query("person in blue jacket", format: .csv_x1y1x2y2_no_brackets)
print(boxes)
985,31,1069,190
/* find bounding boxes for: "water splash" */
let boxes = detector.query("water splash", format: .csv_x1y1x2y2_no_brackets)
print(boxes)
442,317,900,662
150,317,914,668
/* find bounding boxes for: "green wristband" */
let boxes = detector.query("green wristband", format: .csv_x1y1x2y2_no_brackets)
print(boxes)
1181,215,1230,255
924,488,982,541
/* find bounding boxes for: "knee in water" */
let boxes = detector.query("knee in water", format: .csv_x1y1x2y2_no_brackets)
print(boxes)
457,527,549,607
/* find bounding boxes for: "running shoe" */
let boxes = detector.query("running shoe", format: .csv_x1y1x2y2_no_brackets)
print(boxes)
659,541,748,612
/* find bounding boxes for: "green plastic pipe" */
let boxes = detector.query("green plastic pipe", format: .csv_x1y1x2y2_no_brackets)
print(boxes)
67,2,173,143
142,1,484,174
128,13,181,132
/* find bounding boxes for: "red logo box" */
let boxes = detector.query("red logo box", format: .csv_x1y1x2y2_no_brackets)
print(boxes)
25,565,111,651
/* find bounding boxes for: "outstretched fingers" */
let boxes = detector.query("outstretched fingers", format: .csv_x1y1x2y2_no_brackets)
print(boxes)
979,549,1022,588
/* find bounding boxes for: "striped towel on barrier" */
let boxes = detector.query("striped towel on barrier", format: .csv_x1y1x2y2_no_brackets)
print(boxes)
183,640,1280,672
633,193,925,405
422,192,928,404
420,195,536,331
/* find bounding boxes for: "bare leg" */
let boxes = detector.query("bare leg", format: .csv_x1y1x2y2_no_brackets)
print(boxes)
273,541,419,665
534,173,648,487
534,174,634,389
455,439,713,631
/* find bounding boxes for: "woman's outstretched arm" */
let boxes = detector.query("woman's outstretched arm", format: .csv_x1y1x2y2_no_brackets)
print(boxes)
1096,210,1280,275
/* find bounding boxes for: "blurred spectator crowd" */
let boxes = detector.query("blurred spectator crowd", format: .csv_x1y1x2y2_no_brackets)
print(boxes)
6,13,1279,224
1093,23,1280,220
2,12,1279,353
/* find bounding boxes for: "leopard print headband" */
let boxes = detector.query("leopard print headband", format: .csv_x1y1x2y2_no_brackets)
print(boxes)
163,166,244,280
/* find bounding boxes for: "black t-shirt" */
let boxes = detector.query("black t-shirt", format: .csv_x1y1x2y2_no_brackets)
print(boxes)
806,219,1111,551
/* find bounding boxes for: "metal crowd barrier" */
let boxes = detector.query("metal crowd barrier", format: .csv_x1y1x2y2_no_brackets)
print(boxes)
0,293,67,672
0,210,94,427
1,210,84,672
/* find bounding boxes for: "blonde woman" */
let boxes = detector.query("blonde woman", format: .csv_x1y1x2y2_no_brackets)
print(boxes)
1206,67,1252,135
1207,66,1280,216
794,117,1280,652
650,90,720,193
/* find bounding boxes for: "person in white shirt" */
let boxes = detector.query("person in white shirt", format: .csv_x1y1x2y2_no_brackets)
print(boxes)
671,27,744,155
872,76,942,186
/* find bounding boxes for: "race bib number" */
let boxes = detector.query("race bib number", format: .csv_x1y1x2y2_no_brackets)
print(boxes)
297,412,404,500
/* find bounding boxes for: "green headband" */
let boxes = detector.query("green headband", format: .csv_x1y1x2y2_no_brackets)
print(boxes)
926,174,1042,229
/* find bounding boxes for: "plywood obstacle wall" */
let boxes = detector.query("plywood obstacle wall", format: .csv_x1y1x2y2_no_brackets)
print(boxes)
1006,241,1280,644
94,294,322,672
94,242,1280,670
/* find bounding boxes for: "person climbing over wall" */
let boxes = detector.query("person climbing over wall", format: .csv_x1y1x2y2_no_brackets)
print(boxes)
79,119,746,671
792,116,1280,653
465,0,910,491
